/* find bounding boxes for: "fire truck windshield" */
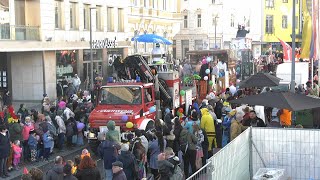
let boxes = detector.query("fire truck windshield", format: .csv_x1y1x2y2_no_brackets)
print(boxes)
100,86,142,105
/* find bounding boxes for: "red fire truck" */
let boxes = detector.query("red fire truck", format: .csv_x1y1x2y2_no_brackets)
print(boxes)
87,55,196,142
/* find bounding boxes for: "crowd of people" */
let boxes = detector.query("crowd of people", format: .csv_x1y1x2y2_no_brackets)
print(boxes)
0,88,93,179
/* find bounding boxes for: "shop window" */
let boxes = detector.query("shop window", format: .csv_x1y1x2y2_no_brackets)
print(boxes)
107,7,114,31
83,4,90,30
56,50,78,84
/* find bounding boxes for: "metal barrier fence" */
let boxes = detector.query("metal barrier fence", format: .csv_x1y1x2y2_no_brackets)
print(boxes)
251,128,320,180
187,128,251,180
186,161,212,180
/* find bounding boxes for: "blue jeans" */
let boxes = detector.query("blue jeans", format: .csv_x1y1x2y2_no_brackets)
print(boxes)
105,169,113,180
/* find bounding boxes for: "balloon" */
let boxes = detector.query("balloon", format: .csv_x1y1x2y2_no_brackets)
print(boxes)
126,122,134,129
206,57,212,62
121,115,128,122
209,80,213,86
77,122,85,130
204,76,208,81
202,59,207,64
236,79,241,83
180,90,186,96
149,106,156,113
205,69,210,74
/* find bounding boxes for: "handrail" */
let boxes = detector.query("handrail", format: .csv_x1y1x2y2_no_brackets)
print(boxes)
186,160,211,180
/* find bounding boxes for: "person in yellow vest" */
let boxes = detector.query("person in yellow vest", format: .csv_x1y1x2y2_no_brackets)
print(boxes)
200,108,217,155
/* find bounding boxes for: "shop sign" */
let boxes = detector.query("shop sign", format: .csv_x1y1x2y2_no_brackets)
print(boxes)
92,37,118,49
97,109,134,114
56,65,73,77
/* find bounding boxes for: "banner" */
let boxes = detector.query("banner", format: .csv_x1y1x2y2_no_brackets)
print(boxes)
300,0,313,59
278,38,292,62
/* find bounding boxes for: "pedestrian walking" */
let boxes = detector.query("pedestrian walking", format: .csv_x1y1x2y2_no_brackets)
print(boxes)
22,116,34,162
0,125,10,178
112,161,127,180
117,143,138,180
42,130,54,161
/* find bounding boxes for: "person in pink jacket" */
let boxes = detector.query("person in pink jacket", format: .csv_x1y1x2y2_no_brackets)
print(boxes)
12,140,22,170
22,117,34,162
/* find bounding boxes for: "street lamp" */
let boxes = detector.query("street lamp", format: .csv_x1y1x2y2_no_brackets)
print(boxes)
290,0,296,92
90,7,96,89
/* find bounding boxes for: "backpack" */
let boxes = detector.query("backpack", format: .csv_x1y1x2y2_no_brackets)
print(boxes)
179,131,189,154
170,165,184,180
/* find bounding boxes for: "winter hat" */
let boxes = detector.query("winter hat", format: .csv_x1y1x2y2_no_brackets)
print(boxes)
112,161,123,168
120,143,129,152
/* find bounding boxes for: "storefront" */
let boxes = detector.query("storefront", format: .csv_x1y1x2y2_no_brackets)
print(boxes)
56,50,78,84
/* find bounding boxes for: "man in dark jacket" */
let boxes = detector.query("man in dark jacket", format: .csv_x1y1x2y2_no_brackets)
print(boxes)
245,110,266,127
98,136,121,180
112,161,127,180
117,144,137,180
63,164,77,180
0,125,10,178
46,156,64,180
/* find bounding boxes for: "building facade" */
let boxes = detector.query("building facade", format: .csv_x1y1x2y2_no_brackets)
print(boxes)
127,0,181,55
174,0,263,60
263,0,302,49
0,0,130,104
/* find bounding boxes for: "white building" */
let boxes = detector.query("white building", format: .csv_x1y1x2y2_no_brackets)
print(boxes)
0,0,130,104
174,0,263,59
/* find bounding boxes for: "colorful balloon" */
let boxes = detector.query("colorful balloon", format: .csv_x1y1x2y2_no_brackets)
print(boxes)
149,106,156,113
126,122,134,129
77,122,85,130
204,76,208,81
209,80,214,86
180,90,186,96
205,69,210,74
121,115,129,122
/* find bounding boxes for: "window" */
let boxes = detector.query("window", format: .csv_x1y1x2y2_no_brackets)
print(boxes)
197,14,201,27
282,0,288,2
70,2,77,29
152,0,156,8
212,0,215,3
183,15,188,28
118,8,124,32
144,0,147,7
107,7,114,31
230,14,235,27
265,0,274,8
96,6,102,31
83,4,89,30
266,15,273,33
282,15,287,28
195,40,203,50
133,0,138,6
163,0,166,10
55,0,62,29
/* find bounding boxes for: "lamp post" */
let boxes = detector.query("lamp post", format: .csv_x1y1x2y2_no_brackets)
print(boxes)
90,7,96,89
290,0,296,92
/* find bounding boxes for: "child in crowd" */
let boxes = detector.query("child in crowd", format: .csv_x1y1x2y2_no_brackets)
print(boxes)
28,130,38,162
42,130,54,161
12,140,22,170
80,149,90,159
71,155,81,175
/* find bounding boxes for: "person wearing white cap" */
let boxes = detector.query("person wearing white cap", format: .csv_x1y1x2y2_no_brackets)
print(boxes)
117,144,137,180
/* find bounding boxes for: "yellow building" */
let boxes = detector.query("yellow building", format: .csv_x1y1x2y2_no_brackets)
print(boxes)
263,0,301,43
127,0,181,54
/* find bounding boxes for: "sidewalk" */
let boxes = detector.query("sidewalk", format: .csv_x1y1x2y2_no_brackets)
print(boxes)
9,144,88,180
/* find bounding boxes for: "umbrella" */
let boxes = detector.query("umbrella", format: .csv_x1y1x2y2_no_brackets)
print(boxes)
239,73,281,88
230,91,320,111
132,34,172,45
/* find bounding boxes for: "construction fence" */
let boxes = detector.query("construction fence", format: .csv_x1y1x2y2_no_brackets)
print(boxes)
188,127,320,180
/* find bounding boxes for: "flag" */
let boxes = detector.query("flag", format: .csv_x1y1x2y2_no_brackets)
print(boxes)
301,0,313,59
278,38,292,62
